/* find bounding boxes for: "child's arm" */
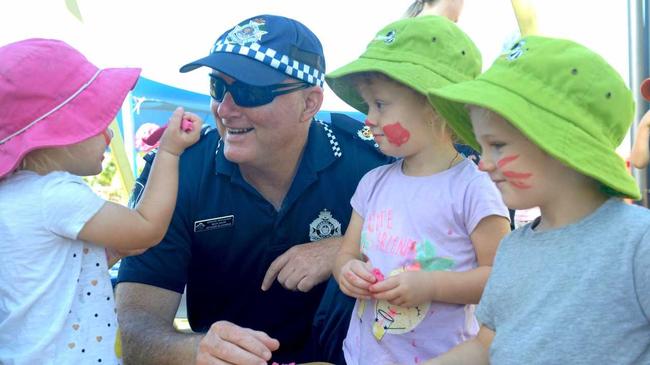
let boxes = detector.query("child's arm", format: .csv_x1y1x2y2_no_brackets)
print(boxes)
370,215,509,307
333,211,376,299
78,107,202,252
630,109,650,169
420,325,493,365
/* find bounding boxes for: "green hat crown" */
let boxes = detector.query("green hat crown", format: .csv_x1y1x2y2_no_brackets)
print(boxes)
326,16,482,114
488,36,634,149
428,35,639,199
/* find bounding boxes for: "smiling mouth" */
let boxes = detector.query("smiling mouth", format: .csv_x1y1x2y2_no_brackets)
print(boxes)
227,127,254,135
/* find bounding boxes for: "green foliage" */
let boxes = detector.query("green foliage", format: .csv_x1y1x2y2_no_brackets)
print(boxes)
84,152,128,204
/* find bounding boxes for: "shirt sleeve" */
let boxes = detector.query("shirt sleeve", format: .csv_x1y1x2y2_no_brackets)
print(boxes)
634,227,650,322
463,171,510,234
350,167,377,219
117,154,192,293
41,172,106,240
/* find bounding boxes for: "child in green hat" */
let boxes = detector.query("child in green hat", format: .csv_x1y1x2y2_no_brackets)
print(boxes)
328,16,511,364
426,36,650,364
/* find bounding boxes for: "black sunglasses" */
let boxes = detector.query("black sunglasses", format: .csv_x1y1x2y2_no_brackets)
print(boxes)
209,75,311,107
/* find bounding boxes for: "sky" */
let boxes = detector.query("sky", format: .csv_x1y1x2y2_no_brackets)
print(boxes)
0,0,630,110
0,1,635,152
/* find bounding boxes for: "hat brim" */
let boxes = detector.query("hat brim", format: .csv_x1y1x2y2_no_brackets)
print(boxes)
428,79,640,199
179,52,288,86
325,57,471,130
0,67,141,178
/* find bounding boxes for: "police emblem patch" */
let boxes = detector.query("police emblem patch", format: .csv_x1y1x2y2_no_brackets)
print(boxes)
309,209,342,241
226,19,268,45
357,125,374,141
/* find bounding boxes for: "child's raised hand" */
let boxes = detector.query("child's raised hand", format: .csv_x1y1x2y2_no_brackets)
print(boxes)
159,107,203,156
338,259,376,299
369,271,432,307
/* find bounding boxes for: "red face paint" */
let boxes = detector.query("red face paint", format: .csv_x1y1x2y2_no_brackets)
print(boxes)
496,154,533,189
509,181,532,189
383,122,410,146
502,171,532,179
101,129,112,146
496,154,518,168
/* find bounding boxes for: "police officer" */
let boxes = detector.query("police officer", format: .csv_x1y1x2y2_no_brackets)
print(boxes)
116,14,391,365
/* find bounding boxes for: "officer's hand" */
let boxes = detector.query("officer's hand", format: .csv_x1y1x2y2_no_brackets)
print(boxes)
196,321,279,365
261,238,339,292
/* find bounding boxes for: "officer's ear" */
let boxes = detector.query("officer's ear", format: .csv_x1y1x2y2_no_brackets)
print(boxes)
300,86,324,123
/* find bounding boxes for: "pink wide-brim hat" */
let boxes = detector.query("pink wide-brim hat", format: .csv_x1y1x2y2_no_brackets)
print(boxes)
0,38,141,178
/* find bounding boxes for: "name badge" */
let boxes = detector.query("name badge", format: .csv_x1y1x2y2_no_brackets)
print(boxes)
194,215,234,232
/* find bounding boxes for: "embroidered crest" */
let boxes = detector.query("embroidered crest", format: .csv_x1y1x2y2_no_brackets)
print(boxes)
357,125,374,141
506,40,526,61
225,19,268,45
309,209,342,241
374,29,396,44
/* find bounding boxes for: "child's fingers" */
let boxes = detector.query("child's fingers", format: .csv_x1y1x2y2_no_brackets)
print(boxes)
182,111,201,122
353,261,376,283
369,275,399,293
340,279,372,299
344,270,373,290
182,112,203,131
167,107,184,129
371,286,402,303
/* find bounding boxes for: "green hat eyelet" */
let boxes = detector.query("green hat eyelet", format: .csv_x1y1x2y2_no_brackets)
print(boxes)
461,50,466,56
606,92,612,99
571,68,578,75
431,36,437,42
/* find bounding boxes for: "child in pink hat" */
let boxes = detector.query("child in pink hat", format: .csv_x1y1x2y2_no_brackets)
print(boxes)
0,39,202,364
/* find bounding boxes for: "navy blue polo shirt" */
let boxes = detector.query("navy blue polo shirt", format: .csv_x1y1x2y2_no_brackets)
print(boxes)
117,113,391,363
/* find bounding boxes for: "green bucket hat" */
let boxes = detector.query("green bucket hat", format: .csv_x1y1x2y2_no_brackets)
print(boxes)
428,35,639,199
325,15,481,122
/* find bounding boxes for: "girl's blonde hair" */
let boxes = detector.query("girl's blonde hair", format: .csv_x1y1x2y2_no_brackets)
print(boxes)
18,147,73,175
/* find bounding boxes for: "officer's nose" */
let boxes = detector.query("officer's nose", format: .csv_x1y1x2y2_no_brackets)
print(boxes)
216,93,240,118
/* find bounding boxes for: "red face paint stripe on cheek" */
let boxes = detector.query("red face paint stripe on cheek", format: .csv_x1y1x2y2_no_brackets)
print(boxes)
502,170,532,179
509,180,532,189
496,155,519,168
383,122,410,147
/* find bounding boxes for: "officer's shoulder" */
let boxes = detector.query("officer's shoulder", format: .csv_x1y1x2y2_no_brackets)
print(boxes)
321,113,380,152
143,125,218,164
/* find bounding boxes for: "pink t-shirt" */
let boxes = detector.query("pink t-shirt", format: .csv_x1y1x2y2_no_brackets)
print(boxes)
343,159,508,365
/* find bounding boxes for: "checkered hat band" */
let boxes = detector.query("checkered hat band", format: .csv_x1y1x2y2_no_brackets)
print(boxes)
212,42,324,87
